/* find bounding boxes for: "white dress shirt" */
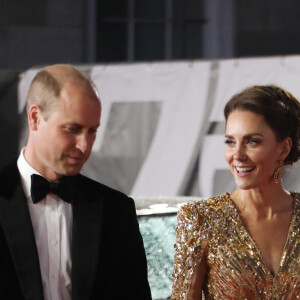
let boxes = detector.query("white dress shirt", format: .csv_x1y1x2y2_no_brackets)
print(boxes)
17,149,72,300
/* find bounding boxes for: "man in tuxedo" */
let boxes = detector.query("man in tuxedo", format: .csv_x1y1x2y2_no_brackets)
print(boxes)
0,64,152,300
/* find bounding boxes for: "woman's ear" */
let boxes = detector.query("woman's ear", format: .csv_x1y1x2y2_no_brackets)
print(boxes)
28,104,42,130
279,137,292,161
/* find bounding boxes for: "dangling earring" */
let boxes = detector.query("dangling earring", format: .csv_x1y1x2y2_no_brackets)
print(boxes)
273,160,284,184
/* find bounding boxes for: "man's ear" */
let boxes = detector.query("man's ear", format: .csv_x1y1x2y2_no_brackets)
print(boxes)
28,105,43,130
279,137,292,161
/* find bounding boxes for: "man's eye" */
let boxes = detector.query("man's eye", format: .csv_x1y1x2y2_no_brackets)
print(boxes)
66,127,78,132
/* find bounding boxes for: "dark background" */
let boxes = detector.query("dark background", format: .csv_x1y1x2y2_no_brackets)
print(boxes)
2,0,300,69
1,0,300,169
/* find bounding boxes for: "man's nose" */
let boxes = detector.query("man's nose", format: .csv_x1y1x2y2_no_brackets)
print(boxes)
76,134,89,153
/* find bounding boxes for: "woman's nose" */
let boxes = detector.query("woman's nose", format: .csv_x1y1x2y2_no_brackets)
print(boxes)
233,145,247,161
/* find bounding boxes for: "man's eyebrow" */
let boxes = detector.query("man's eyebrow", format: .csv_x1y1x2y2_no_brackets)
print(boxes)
62,123,81,127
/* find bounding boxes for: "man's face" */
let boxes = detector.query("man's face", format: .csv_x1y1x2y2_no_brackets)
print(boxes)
29,83,101,181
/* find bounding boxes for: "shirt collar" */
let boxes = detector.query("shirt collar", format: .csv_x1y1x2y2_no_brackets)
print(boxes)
17,148,41,198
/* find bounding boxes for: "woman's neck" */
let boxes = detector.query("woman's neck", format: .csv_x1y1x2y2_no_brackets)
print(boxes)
230,185,293,219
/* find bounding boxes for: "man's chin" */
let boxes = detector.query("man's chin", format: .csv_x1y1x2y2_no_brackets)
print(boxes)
62,166,83,177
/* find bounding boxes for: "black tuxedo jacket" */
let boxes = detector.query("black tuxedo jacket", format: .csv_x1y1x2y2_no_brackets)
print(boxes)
0,161,152,300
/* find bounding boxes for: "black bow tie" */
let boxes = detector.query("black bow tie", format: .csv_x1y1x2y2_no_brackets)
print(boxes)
31,174,74,204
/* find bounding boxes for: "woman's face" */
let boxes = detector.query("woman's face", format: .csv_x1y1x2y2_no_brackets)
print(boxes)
225,109,286,190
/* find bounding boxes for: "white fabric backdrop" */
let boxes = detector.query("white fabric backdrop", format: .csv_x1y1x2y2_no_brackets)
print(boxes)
90,62,211,196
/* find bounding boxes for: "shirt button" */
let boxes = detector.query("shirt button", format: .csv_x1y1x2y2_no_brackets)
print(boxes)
51,274,57,279
50,240,57,245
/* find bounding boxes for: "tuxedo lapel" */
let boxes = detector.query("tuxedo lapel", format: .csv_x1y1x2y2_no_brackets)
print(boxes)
0,179,43,300
71,175,104,300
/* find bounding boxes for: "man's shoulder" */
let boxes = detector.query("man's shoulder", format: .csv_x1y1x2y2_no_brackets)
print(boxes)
0,160,20,198
0,159,18,177
74,173,132,202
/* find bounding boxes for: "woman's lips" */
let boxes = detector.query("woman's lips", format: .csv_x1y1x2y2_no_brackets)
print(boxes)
235,166,255,174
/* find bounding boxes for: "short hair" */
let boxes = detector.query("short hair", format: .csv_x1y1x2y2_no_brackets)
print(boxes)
224,85,300,165
26,64,99,120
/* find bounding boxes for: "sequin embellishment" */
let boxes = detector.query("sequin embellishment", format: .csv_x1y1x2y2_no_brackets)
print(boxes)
171,193,300,299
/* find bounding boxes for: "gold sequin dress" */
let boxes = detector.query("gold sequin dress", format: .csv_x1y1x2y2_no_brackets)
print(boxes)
171,193,300,299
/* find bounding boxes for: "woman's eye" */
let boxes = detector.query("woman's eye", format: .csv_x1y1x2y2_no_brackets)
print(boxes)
224,139,234,146
248,139,260,145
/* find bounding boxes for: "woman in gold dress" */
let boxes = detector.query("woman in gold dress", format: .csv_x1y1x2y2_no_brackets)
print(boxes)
171,85,300,299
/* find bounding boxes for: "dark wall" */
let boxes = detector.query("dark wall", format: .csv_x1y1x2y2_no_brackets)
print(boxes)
0,0,85,70
0,71,19,169
1,0,300,69
236,0,300,57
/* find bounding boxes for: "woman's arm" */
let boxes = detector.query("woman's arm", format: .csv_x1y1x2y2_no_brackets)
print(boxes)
187,256,207,300
171,202,209,300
